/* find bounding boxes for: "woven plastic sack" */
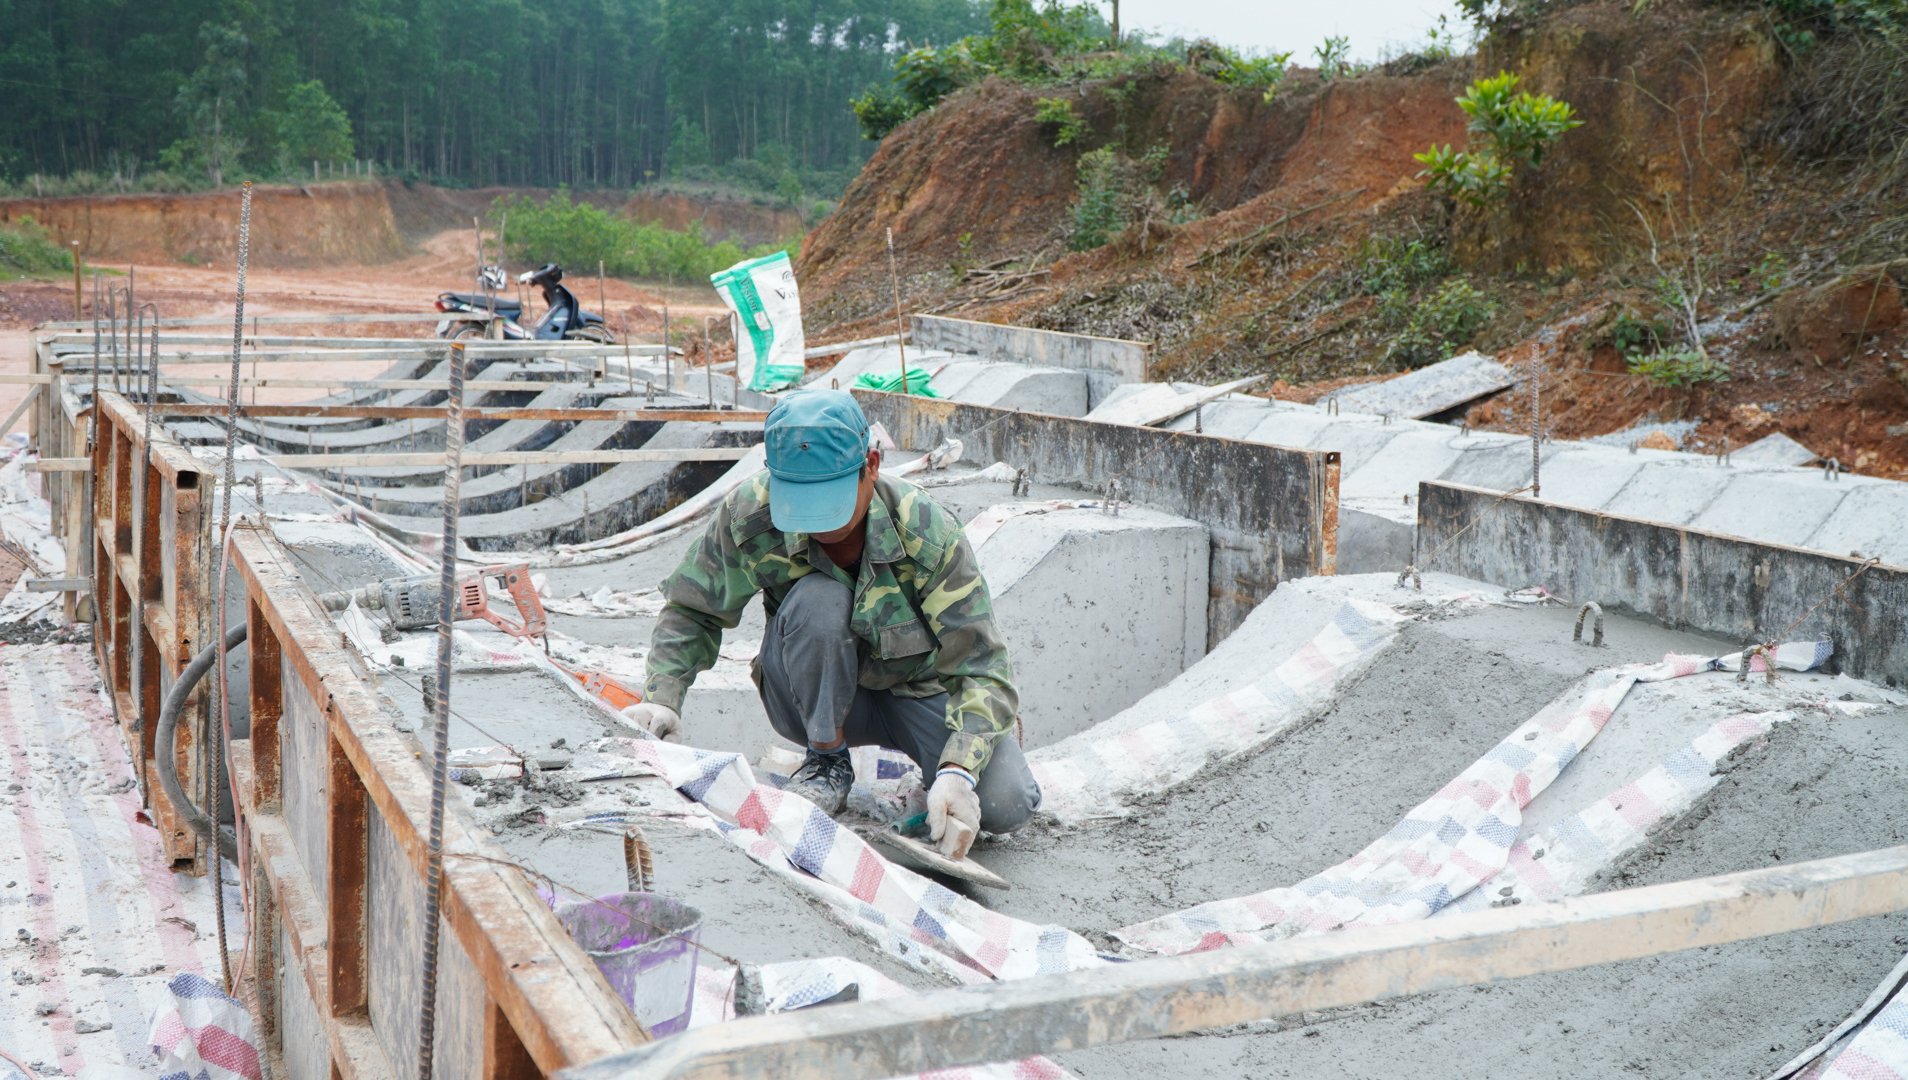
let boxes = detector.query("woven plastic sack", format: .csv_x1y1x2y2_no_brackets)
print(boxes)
709,251,805,392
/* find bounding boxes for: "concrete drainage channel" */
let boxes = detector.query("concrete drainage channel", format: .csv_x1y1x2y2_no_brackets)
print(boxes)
26,311,1908,1079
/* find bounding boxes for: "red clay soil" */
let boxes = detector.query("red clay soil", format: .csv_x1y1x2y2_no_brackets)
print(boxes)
795,0,1908,479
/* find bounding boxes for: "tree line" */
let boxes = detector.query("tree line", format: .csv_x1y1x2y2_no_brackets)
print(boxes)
0,0,987,194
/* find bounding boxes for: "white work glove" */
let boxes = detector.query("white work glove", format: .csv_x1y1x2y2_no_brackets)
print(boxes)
926,766,981,860
620,702,681,743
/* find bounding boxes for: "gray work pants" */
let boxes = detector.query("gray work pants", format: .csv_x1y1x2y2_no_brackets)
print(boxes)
755,573,1040,833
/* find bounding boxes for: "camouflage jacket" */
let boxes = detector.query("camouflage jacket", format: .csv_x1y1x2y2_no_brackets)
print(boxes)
644,469,1019,775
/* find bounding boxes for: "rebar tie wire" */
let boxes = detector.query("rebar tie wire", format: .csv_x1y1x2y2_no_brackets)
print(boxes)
418,341,466,1080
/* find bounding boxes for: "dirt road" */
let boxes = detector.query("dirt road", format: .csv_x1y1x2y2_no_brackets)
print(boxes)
0,229,730,431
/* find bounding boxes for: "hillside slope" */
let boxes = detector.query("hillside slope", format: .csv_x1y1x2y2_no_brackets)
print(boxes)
798,0,1908,478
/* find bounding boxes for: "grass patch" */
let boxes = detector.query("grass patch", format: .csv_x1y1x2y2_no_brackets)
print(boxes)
0,217,75,281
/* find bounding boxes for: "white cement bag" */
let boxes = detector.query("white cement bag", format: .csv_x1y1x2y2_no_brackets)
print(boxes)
710,250,805,392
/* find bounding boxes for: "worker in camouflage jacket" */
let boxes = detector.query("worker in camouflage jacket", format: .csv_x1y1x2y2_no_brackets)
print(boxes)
625,389,1040,857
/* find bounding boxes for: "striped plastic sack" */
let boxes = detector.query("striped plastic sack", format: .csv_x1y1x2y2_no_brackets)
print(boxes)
1028,600,1406,825
1443,710,1795,911
1116,640,1833,955
592,738,1106,980
149,973,263,1080
1772,954,1908,1080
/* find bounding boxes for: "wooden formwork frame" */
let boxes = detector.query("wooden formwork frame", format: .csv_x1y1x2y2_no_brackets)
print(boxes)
225,523,647,1077
80,389,213,864
48,398,650,1075
28,323,657,1077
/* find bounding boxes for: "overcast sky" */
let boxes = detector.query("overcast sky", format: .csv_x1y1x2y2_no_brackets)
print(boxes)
1114,0,1472,61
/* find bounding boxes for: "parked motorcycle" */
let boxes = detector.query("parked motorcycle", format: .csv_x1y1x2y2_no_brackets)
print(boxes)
434,263,615,343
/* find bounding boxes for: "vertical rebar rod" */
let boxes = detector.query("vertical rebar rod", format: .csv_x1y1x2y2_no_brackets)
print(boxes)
663,303,672,392
417,341,466,1080
704,316,716,409
1529,356,1542,500
887,227,909,393
129,303,159,800
731,311,742,400
70,242,82,320
138,312,162,793
124,266,135,397
212,181,253,989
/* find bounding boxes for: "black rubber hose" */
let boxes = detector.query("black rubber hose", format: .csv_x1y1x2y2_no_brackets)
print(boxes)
155,622,247,865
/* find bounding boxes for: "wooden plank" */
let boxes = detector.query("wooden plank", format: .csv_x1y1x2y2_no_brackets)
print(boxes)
45,333,634,350
264,447,755,470
96,392,209,482
229,525,647,1072
327,729,370,1016
249,600,284,811
24,577,87,591
563,844,1908,1080
484,998,542,1080
245,810,400,1079
59,346,669,366
42,311,486,330
146,402,762,423
0,372,56,385
0,385,43,438
141,601,176,681
135,375,635,394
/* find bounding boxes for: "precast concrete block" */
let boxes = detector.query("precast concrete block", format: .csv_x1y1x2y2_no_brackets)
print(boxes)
1438,437,1561,493
1689,470,1862,548
1343,429,1515,502
1300,417,1410,472
1239,410,1346,449
975,505,1209,747
1804,481,1908,566
1601,459,1739,524
930,361,1091,416
1159,398,1277,439
1516,446,1648,511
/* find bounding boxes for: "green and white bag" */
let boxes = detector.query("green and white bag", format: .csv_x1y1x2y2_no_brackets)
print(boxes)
710,250,806,392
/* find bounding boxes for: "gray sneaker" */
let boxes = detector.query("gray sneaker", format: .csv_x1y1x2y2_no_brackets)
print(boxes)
787,748,854,814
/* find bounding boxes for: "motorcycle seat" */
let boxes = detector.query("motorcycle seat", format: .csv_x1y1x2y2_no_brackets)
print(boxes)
445,293,523,317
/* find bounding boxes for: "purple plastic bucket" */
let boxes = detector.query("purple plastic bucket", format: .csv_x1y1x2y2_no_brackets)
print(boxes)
554,892,704,1036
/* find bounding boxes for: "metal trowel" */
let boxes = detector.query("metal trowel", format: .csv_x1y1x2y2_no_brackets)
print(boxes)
864,812,1011,890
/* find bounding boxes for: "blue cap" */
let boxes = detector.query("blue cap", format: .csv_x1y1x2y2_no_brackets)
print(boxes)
764,390,871,533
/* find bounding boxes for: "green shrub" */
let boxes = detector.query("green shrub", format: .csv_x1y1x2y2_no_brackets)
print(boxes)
1416,72,1581,206
974,0,1106,78
1627,348,1730,387
1356,232,1452,295
489,191,798,285
895,41,982,111
1314,36,1352,80
1070,147,1128,250
1211,48,1293,98
1603,309,1669,358
1387,277,1496,367
1033,97,1088,147
1458,72,1582,167
1414,144,1513,206
0,217,75,280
